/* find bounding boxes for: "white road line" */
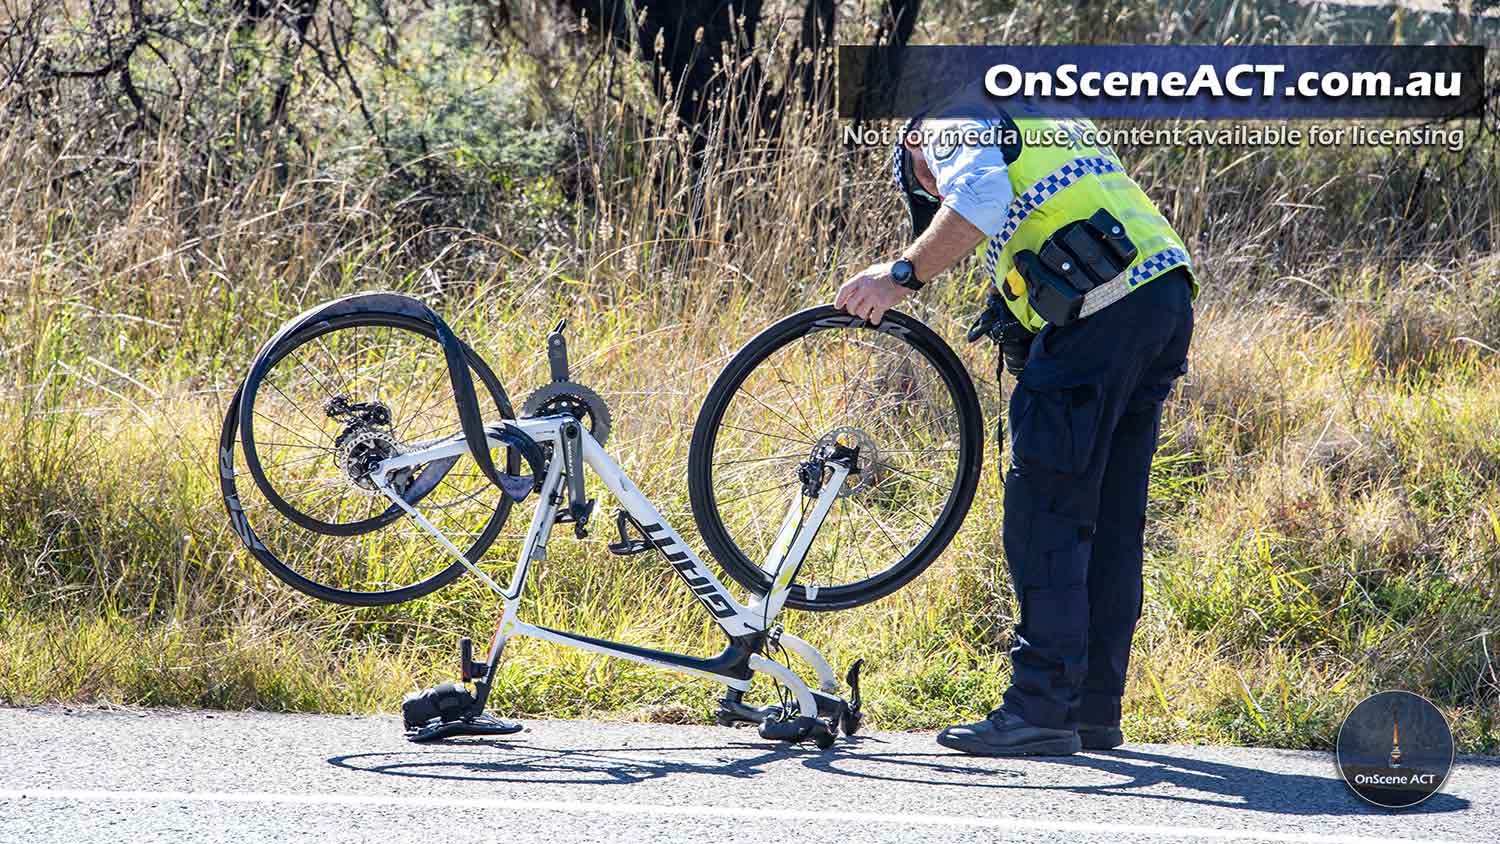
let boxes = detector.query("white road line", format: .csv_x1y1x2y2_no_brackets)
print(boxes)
0,788,1474,844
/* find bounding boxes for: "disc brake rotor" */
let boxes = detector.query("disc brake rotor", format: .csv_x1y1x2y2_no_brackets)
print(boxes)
811,426,880,497
335,426,408,496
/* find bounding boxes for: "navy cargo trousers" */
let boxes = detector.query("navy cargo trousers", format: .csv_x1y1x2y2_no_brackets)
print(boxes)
1000,268,1194,730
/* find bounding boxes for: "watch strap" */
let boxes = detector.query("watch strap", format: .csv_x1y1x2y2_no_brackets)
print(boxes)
893,259,925,290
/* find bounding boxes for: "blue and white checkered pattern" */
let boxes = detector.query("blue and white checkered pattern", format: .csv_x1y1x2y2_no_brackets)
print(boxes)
981,155,1124,278
1127,246,1190,289
1078,247,1192,319
890,117,922,193
892,144,1189,319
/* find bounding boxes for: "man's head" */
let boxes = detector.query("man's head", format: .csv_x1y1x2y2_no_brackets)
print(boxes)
892,118,941,238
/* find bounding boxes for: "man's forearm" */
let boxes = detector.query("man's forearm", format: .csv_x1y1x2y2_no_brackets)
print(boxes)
902,207,987,284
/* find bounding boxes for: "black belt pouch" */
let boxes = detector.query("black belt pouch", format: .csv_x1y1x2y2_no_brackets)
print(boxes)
1017,209,1139,326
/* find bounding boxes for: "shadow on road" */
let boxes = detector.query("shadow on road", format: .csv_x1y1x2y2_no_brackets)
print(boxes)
327,736,1469,815
328,739,807,787
806,745,1470,815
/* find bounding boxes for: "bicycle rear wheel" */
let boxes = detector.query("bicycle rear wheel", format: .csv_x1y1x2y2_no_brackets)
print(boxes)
220,311,519,606
689,305,983,611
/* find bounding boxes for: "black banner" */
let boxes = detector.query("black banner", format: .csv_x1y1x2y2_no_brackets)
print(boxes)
838,45,1486,120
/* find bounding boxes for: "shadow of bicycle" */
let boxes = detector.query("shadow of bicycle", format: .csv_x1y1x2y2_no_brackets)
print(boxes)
327,734,1470,816
805,745,1471,815
328,736,836,787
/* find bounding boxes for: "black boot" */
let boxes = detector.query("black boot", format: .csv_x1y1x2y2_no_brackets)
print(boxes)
936,707,1081,757
1078,723,1124,750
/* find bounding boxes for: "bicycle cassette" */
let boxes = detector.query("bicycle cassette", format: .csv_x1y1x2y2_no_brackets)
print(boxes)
335,427,409,496
522,381,612,447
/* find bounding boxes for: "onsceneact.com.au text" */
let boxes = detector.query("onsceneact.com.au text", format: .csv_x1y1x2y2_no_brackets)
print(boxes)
985,63,1464,100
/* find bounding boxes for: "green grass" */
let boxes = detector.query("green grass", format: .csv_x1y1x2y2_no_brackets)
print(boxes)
2,0,1499,753
2,281,1498,751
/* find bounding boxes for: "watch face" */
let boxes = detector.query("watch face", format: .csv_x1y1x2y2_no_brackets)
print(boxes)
892,261,912,282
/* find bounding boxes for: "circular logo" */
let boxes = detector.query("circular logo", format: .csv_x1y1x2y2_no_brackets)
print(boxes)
1336,690,1454,808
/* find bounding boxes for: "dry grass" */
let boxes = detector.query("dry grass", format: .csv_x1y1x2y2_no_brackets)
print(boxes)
2,0,1499,751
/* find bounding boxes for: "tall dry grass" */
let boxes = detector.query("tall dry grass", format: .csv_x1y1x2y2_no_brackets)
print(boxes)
1,0,1498,750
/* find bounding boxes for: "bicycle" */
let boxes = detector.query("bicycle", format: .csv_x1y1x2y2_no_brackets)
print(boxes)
219,292,984,748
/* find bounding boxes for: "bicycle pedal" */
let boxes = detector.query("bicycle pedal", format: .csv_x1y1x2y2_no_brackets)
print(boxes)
554,498,596,538
553,498,595,523
607,510,654,556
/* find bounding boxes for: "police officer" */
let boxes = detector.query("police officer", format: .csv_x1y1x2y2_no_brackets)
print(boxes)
835,109,1196,756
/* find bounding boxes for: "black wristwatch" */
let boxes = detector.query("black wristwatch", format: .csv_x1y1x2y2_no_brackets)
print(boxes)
890,258,925,291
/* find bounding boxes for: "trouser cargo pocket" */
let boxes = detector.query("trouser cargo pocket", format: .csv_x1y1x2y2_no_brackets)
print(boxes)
1010,379,1105,476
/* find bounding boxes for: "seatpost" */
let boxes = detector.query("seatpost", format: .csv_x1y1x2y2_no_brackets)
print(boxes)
547,319,569,382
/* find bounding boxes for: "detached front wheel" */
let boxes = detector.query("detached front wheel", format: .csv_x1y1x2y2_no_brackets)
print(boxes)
688,306,983,611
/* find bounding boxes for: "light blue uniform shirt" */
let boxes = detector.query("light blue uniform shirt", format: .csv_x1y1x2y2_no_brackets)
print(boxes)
919,118,1015,238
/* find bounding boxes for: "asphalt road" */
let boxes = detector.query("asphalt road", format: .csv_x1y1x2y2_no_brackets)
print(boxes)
1,706,1495,843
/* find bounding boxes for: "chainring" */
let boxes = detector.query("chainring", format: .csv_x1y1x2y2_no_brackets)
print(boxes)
521,381,612,447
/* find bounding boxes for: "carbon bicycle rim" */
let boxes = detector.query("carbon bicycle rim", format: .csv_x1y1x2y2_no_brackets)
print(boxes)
221,312,518,606
688,305,983,611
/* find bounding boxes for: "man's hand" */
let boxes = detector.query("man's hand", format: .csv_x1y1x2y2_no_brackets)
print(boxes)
835,262,912,326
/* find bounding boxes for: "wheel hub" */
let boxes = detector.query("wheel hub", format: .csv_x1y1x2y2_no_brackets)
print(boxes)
810,426,880,498
335,426,407,496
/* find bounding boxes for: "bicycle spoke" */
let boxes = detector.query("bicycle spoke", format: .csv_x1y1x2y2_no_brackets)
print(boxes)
715,479,798,507
715,422,814,447
699,313,975,607
264,377,335,442
253,409,330,453
713,450,805,468
231,316,513,601
735,387,820,445
766,354,821,442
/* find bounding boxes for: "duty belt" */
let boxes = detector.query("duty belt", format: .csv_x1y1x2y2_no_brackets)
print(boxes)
970,246,1190,343
1077,246,1190,319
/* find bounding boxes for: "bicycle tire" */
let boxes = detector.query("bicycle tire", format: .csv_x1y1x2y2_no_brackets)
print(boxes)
688,305,983,612
221,311,518,606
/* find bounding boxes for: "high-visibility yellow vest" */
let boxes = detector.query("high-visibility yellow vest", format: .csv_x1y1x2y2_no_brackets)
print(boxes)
977,116,1196,331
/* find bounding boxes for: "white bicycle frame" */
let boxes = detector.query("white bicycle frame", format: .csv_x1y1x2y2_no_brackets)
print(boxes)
371,413,851,720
